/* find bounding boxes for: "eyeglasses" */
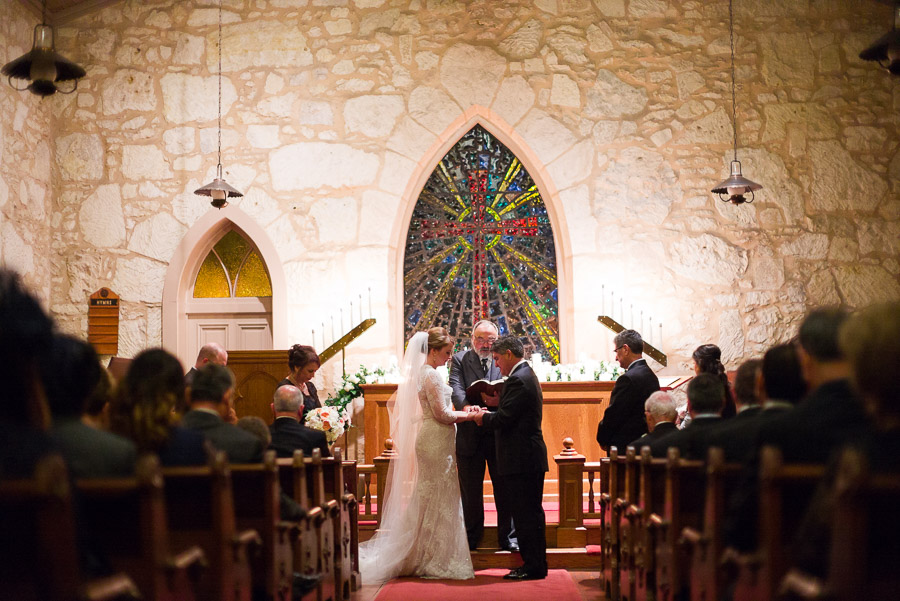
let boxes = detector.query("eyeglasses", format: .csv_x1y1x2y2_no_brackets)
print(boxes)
475,336,498,344
613,345,625,353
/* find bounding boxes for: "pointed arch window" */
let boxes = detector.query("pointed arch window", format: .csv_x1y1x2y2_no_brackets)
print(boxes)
403,125,560,362
193,229,272,298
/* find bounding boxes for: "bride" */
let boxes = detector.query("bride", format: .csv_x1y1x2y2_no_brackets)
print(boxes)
359,327,478,582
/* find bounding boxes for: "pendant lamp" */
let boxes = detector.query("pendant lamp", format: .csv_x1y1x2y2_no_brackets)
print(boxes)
194,0,242,209
859,1,900,75
711,0,762,205
1,0,86,97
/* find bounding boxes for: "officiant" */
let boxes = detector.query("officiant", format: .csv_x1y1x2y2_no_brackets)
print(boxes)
449,320,518,552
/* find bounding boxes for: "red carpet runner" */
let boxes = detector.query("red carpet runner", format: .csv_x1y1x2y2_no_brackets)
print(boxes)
373,568,581,601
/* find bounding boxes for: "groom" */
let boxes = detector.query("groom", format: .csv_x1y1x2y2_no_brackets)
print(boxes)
473,336,548,580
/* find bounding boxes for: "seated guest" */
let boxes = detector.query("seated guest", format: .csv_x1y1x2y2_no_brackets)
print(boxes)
649,373,724,459
276,344,322,419
628,391,678,449
111,349,208,467
184,342,228,386
43,334,136,478
692,344,737,418
269,385,330,459
81,367,116,431
694,358,762,463
757,342,807,416
182,364,264,464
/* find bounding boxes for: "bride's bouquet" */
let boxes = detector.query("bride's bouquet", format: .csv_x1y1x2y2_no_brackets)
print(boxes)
304,406,349,445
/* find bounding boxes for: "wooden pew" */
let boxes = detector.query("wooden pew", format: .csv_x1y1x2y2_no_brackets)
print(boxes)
306,449,339,601
679,447,742,601
161,452,261,601
600,447,625,601
277,452,326,601
0,453,141,601
651,448,704,601
320,449,359,600
632,447,667,601
230,450,298,601
595,456,612,588
77,454,206,601
725,446,824,601
616,447,640,601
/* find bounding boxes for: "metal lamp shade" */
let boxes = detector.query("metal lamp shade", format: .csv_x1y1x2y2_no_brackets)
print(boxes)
194,167,244,209
859,28,900,75
1,25,86,97
712,160,763,204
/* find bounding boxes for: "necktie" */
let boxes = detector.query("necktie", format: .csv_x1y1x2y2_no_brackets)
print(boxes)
481,358,489,377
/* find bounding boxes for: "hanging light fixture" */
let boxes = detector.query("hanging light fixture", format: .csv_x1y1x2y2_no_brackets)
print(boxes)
859,1,900,75
1,0,86,97
194,0,242,209
711,0,762,205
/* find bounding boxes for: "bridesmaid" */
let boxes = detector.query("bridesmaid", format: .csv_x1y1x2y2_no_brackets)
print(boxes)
276,344,322,419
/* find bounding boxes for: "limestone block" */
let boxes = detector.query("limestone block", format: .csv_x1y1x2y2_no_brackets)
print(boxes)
173,32,204,65
834,264,900,308
592,121,619,145
676,71,705,99
138,182,165,198
517,109,577,165
407,86,461,135
550,74,580,107
257,91,298,119
187,8,241,27
761,103,839,143
668,234,748,286
594,0,625,17
247,124,281,148
547,27,588,64
587,23,614,53
23,178,46,221
270,143,379,190
344,95,405,138
0,178,8,209
679,107,732,144
718,309,745,363
559,185,596,254
310,196,359,245
360,190,400,246
585,70,648,118
360,9,400,36
80,184,126,248
760,33,815,88
829,237,858,262
378,151,416,195
650,128,672,147
163,126,196,154
114,257,167,303
1,222,34,276
386,116,437,161
211,21,313,71
117,319,147,360
122,145,172,180
415,51,439,70
594,147,677,225
746,306,781,344
161,73,237,124
781,232,828,260
56,133,104,181
265,74,285,95
299,100,334,125
535,0,557,13
439,43,506,109
171,179,214,226
234,189,282,228
199,127,240,154
101,69,156,115
733,148,804,224
127,212,186,262
857,219,900,256
749,250,785,290
548,139,594,188
491,76,535,126
498,19,542,59
265,217,307,262
354,0,386,6
65,252,115,304
325,18,352,35
844,126,888,153
810,141,886,212
173,156,203,171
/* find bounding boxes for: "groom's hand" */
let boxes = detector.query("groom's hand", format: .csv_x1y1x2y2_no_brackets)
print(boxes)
472,409,485,426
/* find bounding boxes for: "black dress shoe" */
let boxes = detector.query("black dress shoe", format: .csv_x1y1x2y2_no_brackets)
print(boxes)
501,542,520,552
503,569,546,581
502,567,525,579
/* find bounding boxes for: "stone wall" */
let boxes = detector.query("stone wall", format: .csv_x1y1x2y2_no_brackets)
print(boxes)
6,0,900,387
0,1,54,302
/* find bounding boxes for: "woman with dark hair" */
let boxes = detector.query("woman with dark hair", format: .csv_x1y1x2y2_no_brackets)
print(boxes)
692,344,737,418
110,348,207,466
277,344,322,419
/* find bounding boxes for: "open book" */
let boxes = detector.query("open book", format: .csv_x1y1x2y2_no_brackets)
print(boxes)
465,378,506,405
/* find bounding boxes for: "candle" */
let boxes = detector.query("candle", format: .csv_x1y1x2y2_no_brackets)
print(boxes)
359,294,363,322
321,322,325,349
640,310,644,335
312,329,315,346
331,316,335,344
659,323,663,348
349,302,353,327
620,297,624,324
340,308,344,333
368,287,373,318
649,317,653,345
630,304,633,328
601,284,605,315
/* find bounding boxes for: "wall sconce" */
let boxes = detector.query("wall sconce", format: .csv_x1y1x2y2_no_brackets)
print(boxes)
859,2,900,75
711,0,762,205
1,1,85,97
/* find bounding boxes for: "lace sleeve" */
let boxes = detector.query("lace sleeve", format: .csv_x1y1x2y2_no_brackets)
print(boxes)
422,368,462,425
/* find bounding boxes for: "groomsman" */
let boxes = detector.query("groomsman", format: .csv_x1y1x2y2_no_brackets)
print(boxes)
474,336,548,580
449,320,517,551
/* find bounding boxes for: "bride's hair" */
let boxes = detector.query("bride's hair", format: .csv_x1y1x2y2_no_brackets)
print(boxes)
426,326,452,351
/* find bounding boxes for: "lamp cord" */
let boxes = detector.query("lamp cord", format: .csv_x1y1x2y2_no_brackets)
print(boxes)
217,0,223,175
729,0,738,163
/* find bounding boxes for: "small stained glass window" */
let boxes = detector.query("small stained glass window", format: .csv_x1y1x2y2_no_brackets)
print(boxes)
403,125,560,362
193,230,272,298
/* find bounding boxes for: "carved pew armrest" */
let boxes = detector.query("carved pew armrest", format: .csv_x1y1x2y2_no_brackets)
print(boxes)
78,573,141,601
308,505,326,526
165,544,208,582
778,568,833,601
277,520,303,542
323,499,340,518
679,527,707,549
625,504,643,520
233,528,263,558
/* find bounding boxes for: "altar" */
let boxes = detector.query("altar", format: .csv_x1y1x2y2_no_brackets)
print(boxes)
361,381,615,499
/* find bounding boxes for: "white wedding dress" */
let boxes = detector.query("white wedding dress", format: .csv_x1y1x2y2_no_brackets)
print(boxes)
359,360,474,582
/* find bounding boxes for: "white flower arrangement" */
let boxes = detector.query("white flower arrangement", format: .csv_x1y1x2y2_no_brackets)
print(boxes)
304,406,350,445
529,353,622,382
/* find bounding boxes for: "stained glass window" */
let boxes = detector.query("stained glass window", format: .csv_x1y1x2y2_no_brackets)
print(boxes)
403,125,560,362
193,230,273,298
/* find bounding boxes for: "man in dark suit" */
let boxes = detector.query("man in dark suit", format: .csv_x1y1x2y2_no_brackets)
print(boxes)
449,319,517,551
628,390,678,450
649,374,724,459
269,385,330,458
473,336,548,580
181,364,263,464
694,358,762,463
597,329,660,452
184,342,228,387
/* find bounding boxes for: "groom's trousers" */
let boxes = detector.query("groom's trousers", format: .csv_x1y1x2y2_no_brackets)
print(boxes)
499,471,547,576
458,431,516,549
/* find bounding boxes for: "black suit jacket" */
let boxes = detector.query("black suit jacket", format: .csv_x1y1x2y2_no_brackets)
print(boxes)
648,416,724,459
694,406,763,463
596,359,660,451
181,409,264,464
482,362,548,476
449,349,501,456
269,417,330,458
628,421,677,451
50,419,137,478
